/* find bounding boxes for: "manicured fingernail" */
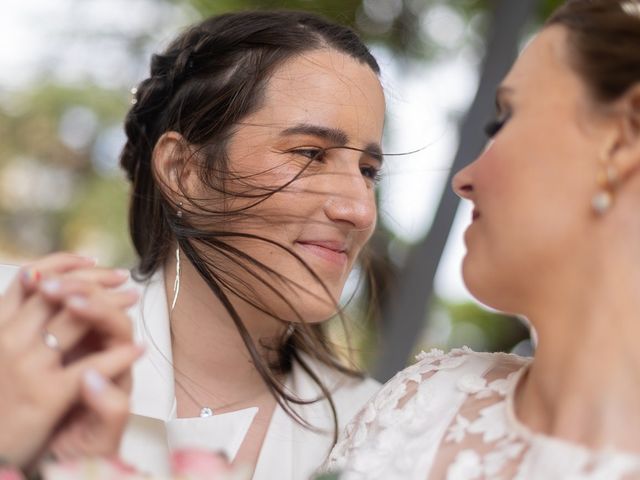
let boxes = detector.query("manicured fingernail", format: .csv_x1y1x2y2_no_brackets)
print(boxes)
78,255,98,265
83,369,106,394
67,295,88,309
20,268,41,287
71,253,98,264
122,287,140,299
41,279,61,295
115,269,131,279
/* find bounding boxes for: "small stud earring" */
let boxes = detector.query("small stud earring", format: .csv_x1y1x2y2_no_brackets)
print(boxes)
177,201,184,218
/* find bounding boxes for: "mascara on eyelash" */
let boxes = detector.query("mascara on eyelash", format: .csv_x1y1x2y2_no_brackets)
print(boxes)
484,113,511,138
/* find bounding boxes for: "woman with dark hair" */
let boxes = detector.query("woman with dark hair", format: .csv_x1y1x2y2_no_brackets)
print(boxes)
327,0,640,478
117,10,384,479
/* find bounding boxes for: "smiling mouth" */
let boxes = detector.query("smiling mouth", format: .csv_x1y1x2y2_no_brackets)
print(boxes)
295,241,349,267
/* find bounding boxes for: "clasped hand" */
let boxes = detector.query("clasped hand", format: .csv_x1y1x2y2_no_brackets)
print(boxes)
0,253,143,470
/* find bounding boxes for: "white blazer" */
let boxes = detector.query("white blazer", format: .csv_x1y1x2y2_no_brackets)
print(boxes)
0,264,380,479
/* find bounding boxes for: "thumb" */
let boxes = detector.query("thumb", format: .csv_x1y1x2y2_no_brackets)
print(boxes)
80,369,130,456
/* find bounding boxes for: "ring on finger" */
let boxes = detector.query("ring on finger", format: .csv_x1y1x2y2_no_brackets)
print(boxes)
42,330,61,352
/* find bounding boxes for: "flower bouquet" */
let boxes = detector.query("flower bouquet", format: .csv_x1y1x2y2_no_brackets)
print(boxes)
0,450,250,480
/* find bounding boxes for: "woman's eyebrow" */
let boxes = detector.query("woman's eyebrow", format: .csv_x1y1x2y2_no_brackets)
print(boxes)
280,123,349,145
364,143,383,164
280,123,383,163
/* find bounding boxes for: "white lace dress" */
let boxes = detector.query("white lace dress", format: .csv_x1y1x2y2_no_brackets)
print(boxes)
325,348,640,480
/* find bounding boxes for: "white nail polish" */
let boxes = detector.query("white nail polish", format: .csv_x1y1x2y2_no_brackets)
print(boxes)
115,269,131,279
41,279,61,294
83,369,106,394
68,295,88,309
77,254,98,265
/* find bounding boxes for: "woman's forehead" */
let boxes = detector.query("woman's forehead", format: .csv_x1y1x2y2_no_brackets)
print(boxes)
502,27,578,97
240,50,385,143
265,49,383,109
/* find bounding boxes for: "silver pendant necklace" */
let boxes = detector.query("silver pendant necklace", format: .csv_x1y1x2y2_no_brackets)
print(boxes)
200,407,214,418
174,371,219,418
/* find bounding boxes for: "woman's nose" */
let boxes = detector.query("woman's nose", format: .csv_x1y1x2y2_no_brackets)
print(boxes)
452,163,474,200
323,169,376,232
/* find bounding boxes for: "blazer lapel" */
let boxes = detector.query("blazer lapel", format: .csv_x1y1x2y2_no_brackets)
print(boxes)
252,355,337,480
128,269,176,420
122,269,258,475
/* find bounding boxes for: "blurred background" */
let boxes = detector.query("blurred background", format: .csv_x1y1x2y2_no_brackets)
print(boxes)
0,0,563,381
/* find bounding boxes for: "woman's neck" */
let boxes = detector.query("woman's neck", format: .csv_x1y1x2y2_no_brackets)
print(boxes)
516,252,640,454
163,255,286,413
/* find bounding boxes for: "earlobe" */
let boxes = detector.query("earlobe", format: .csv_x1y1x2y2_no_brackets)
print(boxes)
591,91,640,216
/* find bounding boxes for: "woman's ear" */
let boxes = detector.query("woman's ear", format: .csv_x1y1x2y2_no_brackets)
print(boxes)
152,131,198,202
609,85,640,183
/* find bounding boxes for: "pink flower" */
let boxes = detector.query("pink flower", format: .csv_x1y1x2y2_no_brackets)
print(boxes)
0,468,24,480
43,457,149,480
40,450,250,480
171,450,236,477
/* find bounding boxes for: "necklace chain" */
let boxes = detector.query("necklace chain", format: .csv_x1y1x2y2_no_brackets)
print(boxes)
169,247,293,418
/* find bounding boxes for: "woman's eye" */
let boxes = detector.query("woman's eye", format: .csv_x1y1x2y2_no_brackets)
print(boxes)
292,148,325,161
361,165,382,184
484,113,510,139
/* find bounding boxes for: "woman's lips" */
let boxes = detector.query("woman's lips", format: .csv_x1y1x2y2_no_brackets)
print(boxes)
472,209,481,221
295,241,348,267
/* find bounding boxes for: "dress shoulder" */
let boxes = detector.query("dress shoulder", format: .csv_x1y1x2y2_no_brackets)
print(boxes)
325,348,530,478
292,351,381,430
348,347,527,427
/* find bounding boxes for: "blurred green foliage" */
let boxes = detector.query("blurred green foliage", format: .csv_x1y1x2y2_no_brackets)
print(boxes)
0,82,131,263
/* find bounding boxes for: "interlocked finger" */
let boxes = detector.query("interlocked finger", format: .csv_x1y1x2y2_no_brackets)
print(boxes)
3,293,59,353
47,267,131,291
0,254,96,326
38,276,137,310
43,289,139,357
64,343,144,392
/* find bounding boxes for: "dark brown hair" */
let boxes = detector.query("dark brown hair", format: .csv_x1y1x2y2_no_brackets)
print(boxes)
120,10,380,440
547,0,640,103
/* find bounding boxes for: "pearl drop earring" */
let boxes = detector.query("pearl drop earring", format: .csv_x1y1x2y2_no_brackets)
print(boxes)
591,191,613,215
591,164,619,216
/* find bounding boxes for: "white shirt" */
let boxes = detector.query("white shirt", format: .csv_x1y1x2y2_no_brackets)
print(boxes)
0,264,380,479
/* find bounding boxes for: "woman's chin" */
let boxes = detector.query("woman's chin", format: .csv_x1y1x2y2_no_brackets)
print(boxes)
295,301,341,324
268,292,341,325
463,275,518,315
462,260,498,308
